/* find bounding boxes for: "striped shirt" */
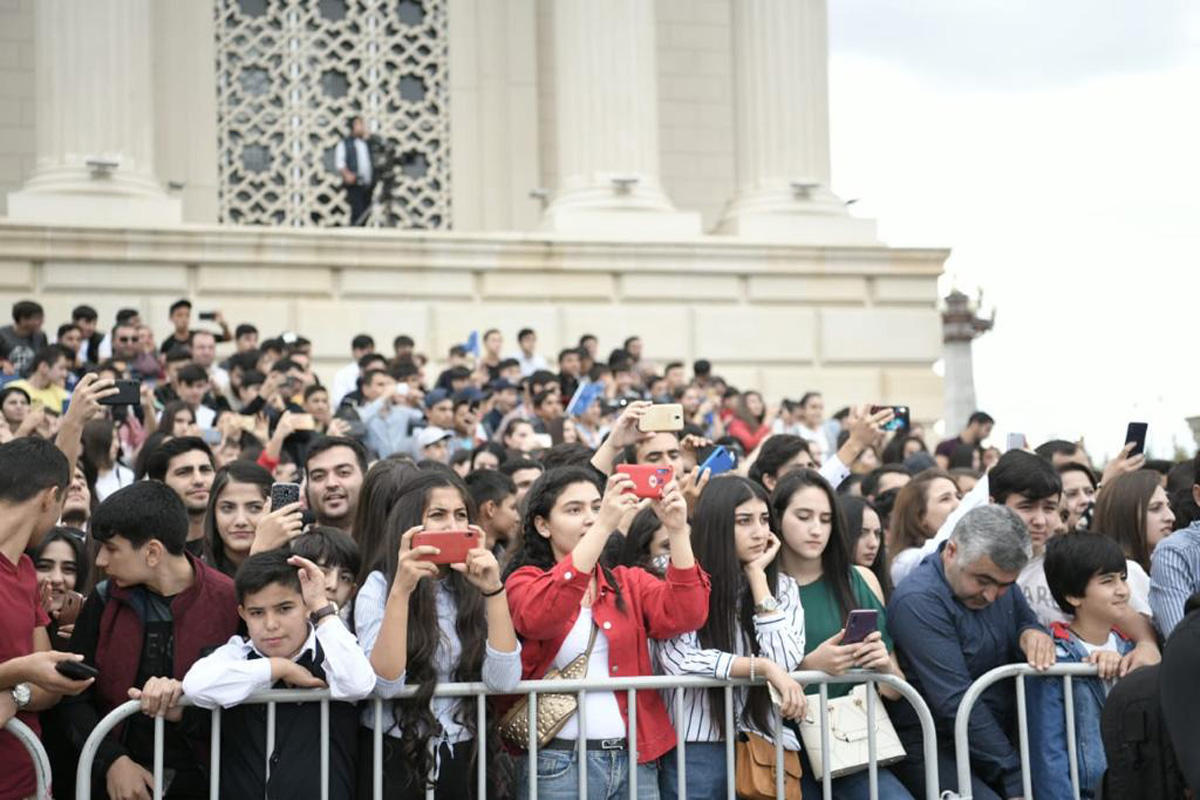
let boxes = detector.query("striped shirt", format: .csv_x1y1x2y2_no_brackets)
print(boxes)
1150,521,1200,638
655,573,805,748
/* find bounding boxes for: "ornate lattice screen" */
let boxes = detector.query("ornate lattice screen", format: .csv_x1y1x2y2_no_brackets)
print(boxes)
214,0,450,228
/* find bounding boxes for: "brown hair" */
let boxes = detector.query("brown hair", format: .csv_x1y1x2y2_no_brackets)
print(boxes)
734,390,766,429
1092,470,1160,572
887,468,956,561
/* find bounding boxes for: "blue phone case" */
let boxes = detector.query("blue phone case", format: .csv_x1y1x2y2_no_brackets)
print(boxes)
699,446,736,477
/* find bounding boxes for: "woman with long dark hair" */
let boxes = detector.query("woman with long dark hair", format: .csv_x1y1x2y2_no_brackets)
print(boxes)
502,466,710,798
1094,469,1175,613
772,469,913,799
657,475,807,798
840,494,892,598
203,461,273,576
355,469,520,799
81,418,133,502
157,400,198,437
727,390,771,453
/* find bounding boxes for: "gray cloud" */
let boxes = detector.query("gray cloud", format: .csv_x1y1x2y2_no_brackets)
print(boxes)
829,0,1193,90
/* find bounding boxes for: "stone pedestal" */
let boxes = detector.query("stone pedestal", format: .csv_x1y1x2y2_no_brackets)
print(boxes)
541,0,699,235
717,0,874,244
6,0,180,225
942,290,994,433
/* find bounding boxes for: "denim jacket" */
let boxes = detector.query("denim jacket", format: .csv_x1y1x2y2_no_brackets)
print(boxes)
1028,622,1134,799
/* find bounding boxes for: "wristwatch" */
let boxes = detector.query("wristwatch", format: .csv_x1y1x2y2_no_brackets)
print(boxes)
309,603,338,626
755,596,780,615
10,682,31,710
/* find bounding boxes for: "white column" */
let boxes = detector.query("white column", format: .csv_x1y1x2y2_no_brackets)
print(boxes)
7,0,180,225
717,0,875,243
541,0,698,236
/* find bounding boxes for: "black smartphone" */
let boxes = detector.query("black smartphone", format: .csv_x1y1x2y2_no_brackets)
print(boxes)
97,379,140,406
270,482,301,512
55,660,99,681
870,405,910,432
1124,422,1148,457
198,311,217,321
842,609,879,645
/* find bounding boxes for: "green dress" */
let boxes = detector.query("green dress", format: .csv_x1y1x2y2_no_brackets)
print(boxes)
796,568,892,698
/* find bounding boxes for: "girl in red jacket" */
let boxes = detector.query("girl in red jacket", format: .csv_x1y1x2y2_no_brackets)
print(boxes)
503,466,710,799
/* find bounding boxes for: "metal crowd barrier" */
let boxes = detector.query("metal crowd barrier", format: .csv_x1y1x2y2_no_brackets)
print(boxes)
76,670,941,800
949,663,1100,800
5,716,53,799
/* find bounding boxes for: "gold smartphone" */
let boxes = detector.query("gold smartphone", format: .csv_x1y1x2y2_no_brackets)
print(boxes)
638,403,684,432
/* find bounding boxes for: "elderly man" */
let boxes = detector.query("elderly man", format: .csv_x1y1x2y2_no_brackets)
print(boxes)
887,505,1055,800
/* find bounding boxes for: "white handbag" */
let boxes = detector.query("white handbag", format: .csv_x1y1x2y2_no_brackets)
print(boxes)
797,684,906,779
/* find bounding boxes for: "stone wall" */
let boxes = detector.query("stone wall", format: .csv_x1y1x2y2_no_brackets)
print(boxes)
0,223,947,420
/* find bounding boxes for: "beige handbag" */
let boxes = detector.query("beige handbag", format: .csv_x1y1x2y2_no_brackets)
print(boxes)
498,624,598,749
797,684,906,779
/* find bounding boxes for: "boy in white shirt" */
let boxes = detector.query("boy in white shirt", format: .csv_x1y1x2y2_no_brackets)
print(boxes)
182,550,375,799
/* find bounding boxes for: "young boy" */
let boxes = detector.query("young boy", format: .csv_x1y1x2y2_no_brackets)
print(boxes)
181,549,375,799
289,526,361,626
1029,533,1136,799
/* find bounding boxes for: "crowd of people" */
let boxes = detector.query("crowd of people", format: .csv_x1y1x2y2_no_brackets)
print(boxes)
1,297,1199,800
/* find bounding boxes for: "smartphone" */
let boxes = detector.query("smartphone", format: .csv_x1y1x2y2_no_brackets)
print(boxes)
290,413,315,431
56,591,85,627
1124,422,1148,457
55,660,99,681
532,433,553,450
201,428,223,445
411,529,482,564
97,379,141,406
842,609,879,645
698,445,736,478
394,383,410,397
638,403,684,432
869,405,910,432
615,464,674,499
270,482,301,512
198,311,217,321
1006,433,1026,452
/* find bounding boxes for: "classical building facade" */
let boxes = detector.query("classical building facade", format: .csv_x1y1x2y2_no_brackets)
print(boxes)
0,0,948,419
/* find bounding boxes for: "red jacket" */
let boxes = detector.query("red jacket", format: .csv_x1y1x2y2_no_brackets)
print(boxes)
505,553,710,762
726,418,771,453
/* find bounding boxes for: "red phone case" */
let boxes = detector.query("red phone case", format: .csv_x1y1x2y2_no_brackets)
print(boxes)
411,530,481,564
615,464,674,499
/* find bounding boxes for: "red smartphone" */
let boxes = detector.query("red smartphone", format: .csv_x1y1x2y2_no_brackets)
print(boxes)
615,464,674,500
411,529,482,564
842,609,879,645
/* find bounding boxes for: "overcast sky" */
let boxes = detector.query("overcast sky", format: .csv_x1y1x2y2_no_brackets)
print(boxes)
827,0,1200,461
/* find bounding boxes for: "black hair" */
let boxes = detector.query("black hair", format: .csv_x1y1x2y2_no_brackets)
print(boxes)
967,411,994,427
1034,439,1078,462
157,400,196,436
1044,532,1127,615
881,434,926,465
470,441,507,470
1167,460,1195,496
517,328,534,341
304,435,368,476
772,469,858,622
92,481,189,555
72,305,98,323
538,442,595,471
1058,461,1097,490
748,435,811,488
613,506,665,574
392,334,415,351
861,464,911,499
693,359,711,377
557,347,580,363
144,436,214,482
29,344,67,373
234,324,258,339
692,475,777,736
12,300,43,323
989,450,1062,504
169,298,192,315
0,437,69,504
351,459,418,584
1144,459,1174,477
465,469,516,510
391,361,418,381
30,526,90,594
56,323,80,341
947,443,979,470
291,526,361,579
164,346,192,364
351,333,374,351
115,308,139,324
303,384,328,401
499,457,543,478
204,461,273,576
234,549,302,604
358,352,387,371
176,364,208,385
839,495,892,597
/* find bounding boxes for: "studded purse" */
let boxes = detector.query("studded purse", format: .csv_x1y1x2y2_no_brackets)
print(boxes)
498,623,599,750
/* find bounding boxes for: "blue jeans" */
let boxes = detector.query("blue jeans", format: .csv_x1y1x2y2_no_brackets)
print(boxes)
517,748,659,800
798,748,915,800
658,741,728,799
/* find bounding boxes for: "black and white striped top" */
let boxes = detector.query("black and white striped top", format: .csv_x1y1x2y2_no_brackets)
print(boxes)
655,573,805,748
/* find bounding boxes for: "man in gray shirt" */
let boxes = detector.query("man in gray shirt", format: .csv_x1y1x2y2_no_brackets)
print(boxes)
0,300,47,376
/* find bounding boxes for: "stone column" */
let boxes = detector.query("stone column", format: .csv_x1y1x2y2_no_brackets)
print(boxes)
541,0,699,235
942,289,994,435
7,0,180,225
717,0,874,243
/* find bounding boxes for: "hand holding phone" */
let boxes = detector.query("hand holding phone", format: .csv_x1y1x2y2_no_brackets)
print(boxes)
97,379,141,407
1124,422,1148,457
55,659,99,681
637,403,684,432
270,482,301,512
698,445,736,478
869,405,910,432
615,464,674,499
841,609,879,645
411,530,482,564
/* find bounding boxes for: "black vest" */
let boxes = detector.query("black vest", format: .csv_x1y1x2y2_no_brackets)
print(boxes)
343,137,368,186
218,642,361,799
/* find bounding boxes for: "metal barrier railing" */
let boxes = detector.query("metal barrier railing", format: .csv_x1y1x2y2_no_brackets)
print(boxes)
5,716,53,799
76,669,941,800
949,663,1100,800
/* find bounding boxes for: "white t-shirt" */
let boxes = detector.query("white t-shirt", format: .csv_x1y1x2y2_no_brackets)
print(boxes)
1078,630,1123,694
553,607,625,740
796,424,826,463
94,464,135,502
